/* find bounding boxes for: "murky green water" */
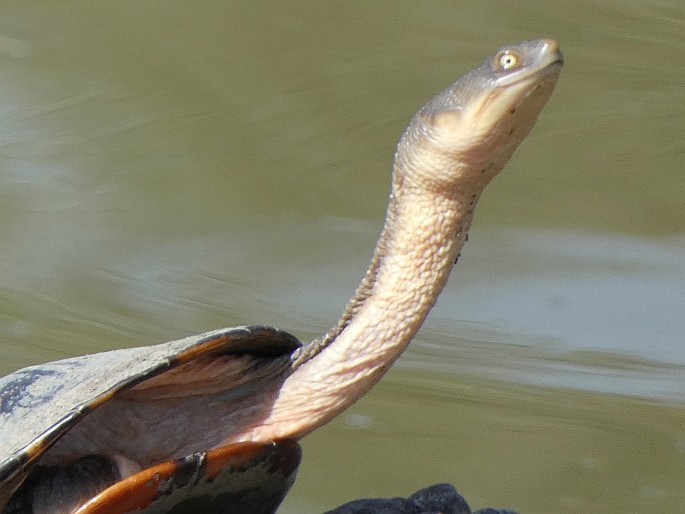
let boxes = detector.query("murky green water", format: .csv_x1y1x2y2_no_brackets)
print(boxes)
1,1,683,513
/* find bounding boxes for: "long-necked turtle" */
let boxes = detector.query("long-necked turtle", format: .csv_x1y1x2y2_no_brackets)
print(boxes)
0,39,562,513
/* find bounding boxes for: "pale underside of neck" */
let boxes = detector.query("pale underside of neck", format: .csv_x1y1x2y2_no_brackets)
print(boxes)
239,171,485,441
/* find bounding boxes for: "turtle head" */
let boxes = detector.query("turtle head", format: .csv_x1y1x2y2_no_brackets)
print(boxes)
395,39,563,192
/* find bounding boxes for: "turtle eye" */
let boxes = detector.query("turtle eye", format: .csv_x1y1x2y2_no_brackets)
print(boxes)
495,50,522,71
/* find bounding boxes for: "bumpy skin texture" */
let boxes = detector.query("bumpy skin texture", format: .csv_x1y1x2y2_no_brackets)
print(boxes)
323,483,519,514
0,40,562,513
243,39,563,443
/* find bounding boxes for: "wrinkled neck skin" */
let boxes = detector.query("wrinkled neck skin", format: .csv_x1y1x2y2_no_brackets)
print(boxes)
239,141,500,442
236,38,562,442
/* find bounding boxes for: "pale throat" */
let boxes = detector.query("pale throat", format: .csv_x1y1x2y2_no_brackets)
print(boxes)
241,175,485,441
328,187,475,369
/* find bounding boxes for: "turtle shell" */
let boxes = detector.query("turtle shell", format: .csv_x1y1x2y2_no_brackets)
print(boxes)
0,325,301,512
73,440,301,514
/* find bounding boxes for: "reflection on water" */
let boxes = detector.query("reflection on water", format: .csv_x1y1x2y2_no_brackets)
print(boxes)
0,1,684,513
427,230,685,399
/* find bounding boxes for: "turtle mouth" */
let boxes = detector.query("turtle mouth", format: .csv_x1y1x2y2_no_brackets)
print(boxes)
493,55,563,91
492,39,564,90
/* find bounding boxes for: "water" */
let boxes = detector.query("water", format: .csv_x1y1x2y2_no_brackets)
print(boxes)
0,1,683,513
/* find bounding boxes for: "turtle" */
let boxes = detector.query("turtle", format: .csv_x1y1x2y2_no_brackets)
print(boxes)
0,39,562,513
